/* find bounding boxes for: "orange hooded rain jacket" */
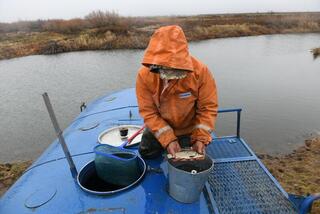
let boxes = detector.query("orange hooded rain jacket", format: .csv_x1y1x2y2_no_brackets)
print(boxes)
136,25,218,148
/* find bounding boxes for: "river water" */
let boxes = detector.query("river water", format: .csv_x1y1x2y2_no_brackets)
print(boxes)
0,33,319,162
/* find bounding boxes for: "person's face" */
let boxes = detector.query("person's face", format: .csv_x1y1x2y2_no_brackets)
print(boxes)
149,65,188,80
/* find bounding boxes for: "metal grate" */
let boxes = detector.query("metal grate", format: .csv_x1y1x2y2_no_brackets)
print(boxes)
208,160,297,214
207,138,252,159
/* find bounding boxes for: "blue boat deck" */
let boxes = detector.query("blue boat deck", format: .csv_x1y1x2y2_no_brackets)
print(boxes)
206,137,297,213
1,88,317,214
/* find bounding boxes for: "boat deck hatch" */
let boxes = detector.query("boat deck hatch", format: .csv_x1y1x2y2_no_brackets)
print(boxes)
77,158,146,195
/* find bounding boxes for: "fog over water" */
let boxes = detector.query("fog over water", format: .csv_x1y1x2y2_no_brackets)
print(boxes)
0,0,320,22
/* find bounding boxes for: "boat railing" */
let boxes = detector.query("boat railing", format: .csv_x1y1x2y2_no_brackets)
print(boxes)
216,108,242,138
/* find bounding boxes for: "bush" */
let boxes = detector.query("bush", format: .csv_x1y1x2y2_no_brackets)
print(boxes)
85,10,121,28
42,18,89,34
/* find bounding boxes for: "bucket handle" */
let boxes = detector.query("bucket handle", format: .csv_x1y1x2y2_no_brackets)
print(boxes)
119,124,146,148
94,145,137,162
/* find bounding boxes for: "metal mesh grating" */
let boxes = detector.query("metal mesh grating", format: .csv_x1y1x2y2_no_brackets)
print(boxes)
207,138,252,159
208,160,297,214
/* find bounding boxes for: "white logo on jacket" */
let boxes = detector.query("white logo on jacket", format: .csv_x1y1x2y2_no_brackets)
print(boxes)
179,92,192,98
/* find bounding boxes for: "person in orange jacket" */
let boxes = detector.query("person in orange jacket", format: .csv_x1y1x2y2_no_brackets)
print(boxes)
136,25,218,159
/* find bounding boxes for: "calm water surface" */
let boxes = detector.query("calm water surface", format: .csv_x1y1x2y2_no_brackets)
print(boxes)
0,33,319,162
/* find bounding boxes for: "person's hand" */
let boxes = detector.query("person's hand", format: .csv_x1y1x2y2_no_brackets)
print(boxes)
192,141,205,154
167,140,181,158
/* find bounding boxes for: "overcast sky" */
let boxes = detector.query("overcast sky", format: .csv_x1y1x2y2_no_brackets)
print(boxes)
0,0,320,23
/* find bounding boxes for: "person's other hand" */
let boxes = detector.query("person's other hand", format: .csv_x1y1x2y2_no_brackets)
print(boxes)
167,140,181,158
192,141,205,154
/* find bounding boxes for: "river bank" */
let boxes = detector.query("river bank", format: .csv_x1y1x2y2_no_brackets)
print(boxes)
260,137,320,213
1,11,320,60
0,161,31,196
1,138,319,212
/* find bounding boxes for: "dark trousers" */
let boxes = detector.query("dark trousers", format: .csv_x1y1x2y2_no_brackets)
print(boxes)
139,128,191,159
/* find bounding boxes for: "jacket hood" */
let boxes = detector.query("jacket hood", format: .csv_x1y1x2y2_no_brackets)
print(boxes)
142,25,194,72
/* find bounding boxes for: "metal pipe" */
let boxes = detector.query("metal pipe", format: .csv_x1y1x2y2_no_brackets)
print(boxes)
237,110,241,138
42,92,78,179
217,108,242,113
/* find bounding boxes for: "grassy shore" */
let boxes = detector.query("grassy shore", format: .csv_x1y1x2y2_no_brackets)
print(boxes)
0,11,320,60
1,138,319,213
0,161,31,196
260,137,320,213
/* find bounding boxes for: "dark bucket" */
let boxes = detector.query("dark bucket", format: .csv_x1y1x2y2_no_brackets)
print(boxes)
94,144,140,186
168,156,214,203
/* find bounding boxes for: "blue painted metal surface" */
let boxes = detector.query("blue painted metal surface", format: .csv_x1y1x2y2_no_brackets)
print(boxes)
289,193,320,214
299,193,320,214
0,88,318,213
217,108,242,138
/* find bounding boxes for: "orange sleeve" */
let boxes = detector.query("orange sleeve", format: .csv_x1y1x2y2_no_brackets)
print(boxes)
191,67,218,145
136,70,177,148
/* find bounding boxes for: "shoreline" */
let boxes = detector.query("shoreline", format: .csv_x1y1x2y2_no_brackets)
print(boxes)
0,161,31,196
260,137,320,213
1,138,319,212
1,12,320,61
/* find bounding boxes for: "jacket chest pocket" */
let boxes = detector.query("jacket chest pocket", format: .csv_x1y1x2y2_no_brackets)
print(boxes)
178,92,193,99
172,91,197,119
176,91,196,106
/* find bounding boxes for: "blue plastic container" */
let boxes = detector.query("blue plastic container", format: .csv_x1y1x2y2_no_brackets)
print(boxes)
94,144,141,186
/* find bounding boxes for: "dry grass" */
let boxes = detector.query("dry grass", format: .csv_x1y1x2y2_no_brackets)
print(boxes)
0,161,32,196
0,11,320,60
260,137,320,213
